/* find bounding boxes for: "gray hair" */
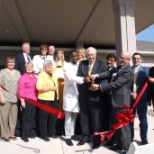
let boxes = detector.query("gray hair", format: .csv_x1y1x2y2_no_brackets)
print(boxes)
49,45,55,50
43,60,53,68
22,43,30,50
25,62,34,68
85,47,97,55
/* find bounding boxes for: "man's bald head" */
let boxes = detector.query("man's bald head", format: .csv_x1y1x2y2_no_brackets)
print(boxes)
119,52,131,66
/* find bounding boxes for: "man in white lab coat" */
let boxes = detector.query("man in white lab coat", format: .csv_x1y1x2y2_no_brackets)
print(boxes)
63,50,85,146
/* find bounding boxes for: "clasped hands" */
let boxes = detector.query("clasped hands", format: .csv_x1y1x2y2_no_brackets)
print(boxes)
83,74,99,91
148,77,154,84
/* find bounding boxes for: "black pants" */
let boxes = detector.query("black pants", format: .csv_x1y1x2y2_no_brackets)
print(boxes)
21,101,36,138
102,92,113,131
79,93,103,142
38,99,58,138
112,107,131,149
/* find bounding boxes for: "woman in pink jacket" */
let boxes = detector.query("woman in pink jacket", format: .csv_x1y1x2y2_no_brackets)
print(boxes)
18,62,38,142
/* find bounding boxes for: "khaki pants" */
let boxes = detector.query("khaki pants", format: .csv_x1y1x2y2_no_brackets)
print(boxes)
0,102,18,138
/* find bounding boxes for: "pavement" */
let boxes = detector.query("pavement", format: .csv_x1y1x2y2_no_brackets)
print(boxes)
0,111,154,154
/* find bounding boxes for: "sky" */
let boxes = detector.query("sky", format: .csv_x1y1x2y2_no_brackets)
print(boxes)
136,24,154,42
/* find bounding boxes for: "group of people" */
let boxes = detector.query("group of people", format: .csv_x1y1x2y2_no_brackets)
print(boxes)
0,43,85,143
0,43,154,154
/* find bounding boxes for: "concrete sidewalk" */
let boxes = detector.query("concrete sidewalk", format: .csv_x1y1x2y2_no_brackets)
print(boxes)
0,115,154,154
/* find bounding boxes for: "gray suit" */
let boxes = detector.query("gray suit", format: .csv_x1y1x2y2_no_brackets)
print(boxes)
99,64,133,149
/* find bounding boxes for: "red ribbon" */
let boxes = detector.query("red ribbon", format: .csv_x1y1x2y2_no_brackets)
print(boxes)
21,97,64,119
131,79,149,112
94,78,149,142
0,84,9,92
0,84,64,119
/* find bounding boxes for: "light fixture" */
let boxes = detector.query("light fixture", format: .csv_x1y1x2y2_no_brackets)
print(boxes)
6,30,10,33
96,33,101,36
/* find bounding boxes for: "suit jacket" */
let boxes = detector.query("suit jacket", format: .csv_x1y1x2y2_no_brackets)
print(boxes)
99,66,117,82
147,66,154,108
131,65,149,103
15,53,33,75
77,59,107,102
100,64,133,107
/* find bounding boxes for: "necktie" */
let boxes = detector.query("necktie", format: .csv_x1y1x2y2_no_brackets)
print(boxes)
117,66,122,73
88,63,93,76
27,55,31,62
133,67,138,93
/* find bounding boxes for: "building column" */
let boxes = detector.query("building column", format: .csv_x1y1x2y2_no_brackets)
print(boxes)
113,0,136,59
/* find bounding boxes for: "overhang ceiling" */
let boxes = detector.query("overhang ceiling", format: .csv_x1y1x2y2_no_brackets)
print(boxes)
0,0,154,47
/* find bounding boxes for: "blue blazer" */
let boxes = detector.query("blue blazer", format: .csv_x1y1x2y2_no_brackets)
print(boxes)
15,53,33,75
132,65,149,102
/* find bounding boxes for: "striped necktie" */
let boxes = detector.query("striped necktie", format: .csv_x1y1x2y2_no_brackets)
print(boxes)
88,63,93,76
133,67,138,93
27,55,31,62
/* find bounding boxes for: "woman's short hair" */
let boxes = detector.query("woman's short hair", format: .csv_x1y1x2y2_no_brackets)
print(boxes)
39,44,49,55
6,56,15,63
25,62,34,68
43,60,53,68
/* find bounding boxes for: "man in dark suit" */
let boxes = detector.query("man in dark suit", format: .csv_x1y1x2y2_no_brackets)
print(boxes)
77,47,107,149
91,52,133,154
91,53,117,132
91,53,117,147
15,43,32,75
130,53,149,145
48,45,56,61
147,66,154,110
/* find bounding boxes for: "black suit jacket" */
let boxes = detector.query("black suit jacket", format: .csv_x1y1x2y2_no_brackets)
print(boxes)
98,66,117,82
77,59,107,103
100,64,133,107
147,66,154,108
15,53,33,75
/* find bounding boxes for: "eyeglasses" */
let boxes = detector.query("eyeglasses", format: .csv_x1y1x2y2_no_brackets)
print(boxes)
133,58,141,60
41,48,47,51
119,57,128,60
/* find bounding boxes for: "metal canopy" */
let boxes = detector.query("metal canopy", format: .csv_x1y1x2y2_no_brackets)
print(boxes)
0,0,154,47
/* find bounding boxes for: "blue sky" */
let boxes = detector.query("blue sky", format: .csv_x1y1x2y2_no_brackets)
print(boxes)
136,24,154,42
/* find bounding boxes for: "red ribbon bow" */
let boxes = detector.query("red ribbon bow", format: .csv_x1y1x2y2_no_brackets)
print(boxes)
94,79,149,142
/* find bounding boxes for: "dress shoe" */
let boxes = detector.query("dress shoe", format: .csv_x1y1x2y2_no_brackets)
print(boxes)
21,137,29,142
40,137,50,141
49,135,59,139
142,140,149,145
77,139,89,146
66,139,73,146
4,137,10,142
29,135,36,139
104,140,116,147
92,142,101,149
10,136,17,140
121,149,127,154
71,135,80,141
109,145,123,150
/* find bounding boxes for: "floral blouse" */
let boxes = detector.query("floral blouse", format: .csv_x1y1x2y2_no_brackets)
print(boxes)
0,68,21,103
